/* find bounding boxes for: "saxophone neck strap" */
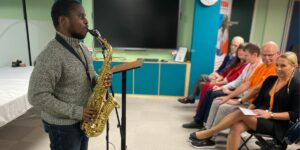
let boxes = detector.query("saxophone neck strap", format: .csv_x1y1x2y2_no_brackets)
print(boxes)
55,34,93,86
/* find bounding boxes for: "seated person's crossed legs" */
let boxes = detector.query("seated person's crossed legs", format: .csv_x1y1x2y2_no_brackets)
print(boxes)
189,109,257,149
182,89,226,129
189,99,248,148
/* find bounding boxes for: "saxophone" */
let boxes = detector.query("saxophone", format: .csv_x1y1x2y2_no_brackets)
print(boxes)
81,29,119,137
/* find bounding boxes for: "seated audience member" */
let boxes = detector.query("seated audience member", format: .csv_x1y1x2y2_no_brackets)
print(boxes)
204,42,279,128
204,41,280,129
196,44,248,110
189,52,299,150
178,36,244,104
182,43,261,129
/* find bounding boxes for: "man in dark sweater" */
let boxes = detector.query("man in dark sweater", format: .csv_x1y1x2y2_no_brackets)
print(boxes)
28,1,111,150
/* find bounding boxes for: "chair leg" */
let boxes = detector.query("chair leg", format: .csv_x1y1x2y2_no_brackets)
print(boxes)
238,134,253,150
281,143,287,150
254,135,272,149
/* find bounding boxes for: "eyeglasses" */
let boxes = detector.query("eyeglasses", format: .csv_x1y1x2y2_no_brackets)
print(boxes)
262,53,276,57
231,44,239,47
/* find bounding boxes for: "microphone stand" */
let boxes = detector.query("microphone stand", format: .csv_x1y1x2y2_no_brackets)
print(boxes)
101,48,122,150
90,29,122,150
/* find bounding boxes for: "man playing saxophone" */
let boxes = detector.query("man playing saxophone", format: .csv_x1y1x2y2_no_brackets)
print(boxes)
28,1,111,150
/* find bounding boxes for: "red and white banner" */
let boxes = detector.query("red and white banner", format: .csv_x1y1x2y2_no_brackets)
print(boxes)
214,0,233,71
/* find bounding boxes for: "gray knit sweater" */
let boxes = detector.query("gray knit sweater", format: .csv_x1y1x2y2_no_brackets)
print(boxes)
28,32,97,125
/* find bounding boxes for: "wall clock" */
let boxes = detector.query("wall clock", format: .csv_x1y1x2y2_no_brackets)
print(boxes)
200,0,218,6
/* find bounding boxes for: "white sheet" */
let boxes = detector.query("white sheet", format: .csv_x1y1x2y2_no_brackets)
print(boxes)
0,67,33,127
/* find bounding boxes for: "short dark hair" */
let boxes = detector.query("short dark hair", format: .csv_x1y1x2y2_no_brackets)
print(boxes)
244,43,260,57
226,43,247,70
237,43,246,51
51,0,81,29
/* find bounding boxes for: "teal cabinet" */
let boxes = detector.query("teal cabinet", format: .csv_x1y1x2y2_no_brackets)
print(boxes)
93,61,189,96
93,61,103,73
160,63,186,96
134,63,159,95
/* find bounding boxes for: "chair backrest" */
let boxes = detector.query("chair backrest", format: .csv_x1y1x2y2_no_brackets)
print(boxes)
295,66,300,81
288,44,300,64
284,120,300,144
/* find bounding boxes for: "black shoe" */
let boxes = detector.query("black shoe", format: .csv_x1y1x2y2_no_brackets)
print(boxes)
178,97,195,104
182,121,203,129
189,132,198,141
189,131,209,142
191,139,216,148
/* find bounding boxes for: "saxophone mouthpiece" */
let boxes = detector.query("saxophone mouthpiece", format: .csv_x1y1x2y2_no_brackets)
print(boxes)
88,29,101,38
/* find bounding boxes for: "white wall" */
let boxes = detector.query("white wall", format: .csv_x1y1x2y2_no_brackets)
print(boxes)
0,19,29,67
0,0,55,67
28,20,55,64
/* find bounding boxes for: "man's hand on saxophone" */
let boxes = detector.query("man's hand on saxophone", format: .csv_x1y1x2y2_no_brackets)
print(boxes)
82,107,97,122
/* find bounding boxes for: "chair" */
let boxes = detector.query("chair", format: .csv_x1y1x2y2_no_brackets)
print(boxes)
284,119,300,145
239,131,287,150
239,118,300,150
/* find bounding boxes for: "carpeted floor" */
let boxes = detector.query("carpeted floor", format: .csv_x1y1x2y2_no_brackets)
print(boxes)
0,95,299,150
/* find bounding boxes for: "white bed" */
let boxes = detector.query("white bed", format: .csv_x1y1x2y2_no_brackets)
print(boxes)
0,66,33,127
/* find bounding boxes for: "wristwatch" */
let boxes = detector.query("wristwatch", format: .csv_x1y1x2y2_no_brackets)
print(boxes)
270,112,274,118
238,98,243,104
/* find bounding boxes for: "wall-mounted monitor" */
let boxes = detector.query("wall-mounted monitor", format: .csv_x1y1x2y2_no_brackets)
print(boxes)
93,0,180,50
